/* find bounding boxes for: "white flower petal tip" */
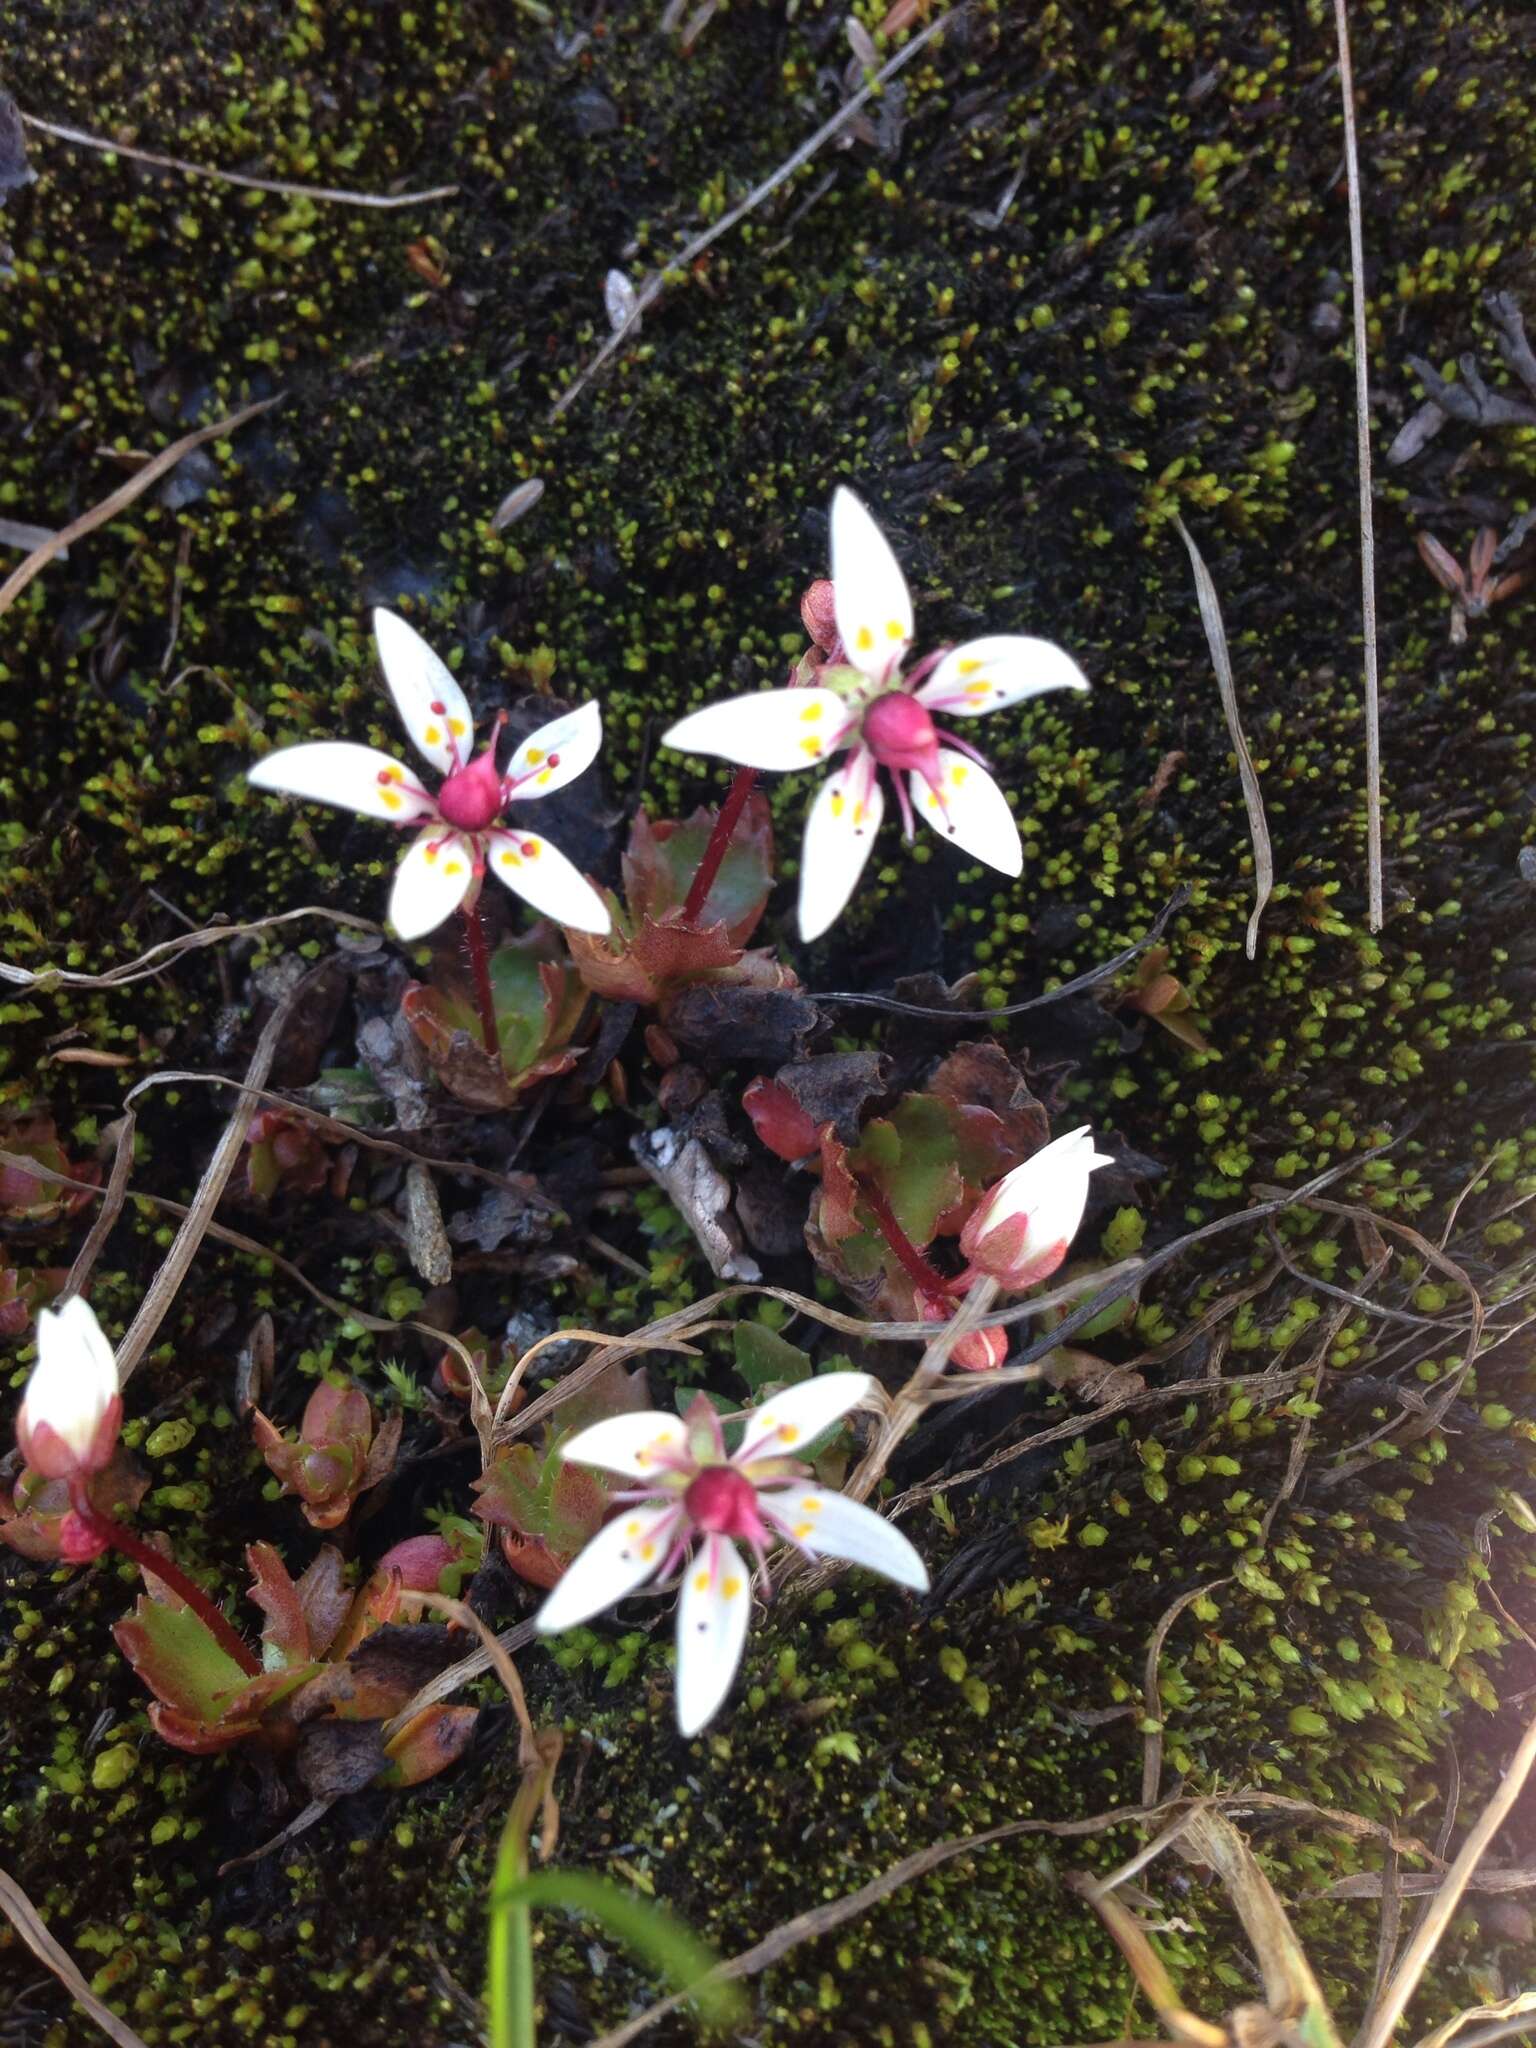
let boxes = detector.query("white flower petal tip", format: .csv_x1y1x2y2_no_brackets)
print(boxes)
486,830,611,934
388,828,476,941
915,635,1090,718
372,608,475,775
559,1411,692,1479
765,1489,929,1592
534,1503,676,1634
830,487,913,681
675,1537,754,1736
738,1373,873,1462
19,1296,122,1480
661,688,853,773
505,701,603,798
913,754,1023,877
247,742,437,825
797,755,884,942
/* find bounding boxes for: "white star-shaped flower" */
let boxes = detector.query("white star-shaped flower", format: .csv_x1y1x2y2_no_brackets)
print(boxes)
534,1372,928,1735
662,487,1089,940
247,609,611,941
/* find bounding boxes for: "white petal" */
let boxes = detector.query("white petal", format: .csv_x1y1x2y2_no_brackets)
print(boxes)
830,486,913,682
560,1410,693,1480
797,753,884,942
486,830,611,934
763,1489,929,1591
662,688,853,773
503,701,603,799
248,742,437,825
912,752,1022,876
373,607,476,775
534,1504,676,1634
388,828,476,941
28,1297,119,1452
674,1536,753,1736
915,635,1089,718
735,1372,873,1464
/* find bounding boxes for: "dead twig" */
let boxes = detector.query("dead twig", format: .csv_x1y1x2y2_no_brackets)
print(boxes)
1141,1578,1232,1806
18,109,457,208
550,8,961,418
1331,0,1384,931
816,883,1192,1018
0,906,381,993
0,1863,153,2048
110,969,314,1385
0,394,284,616
1354,1705,1536,2048
1171,515,1272,958
63,1113,136,1299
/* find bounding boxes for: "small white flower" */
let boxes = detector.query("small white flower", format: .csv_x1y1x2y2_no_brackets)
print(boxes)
662,488,1088,940
247,608,611,941
959,1126,1115,1291
16,1296,122,1481
535,1373,928,1735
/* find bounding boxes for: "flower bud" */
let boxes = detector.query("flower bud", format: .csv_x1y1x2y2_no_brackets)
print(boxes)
959,1127,1114,1291
15,1297,122,1482
800,578,840,654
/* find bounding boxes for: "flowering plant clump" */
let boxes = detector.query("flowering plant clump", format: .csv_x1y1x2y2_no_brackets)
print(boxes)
663,488,1088,938
247,608,611,940
535,1374,927,1735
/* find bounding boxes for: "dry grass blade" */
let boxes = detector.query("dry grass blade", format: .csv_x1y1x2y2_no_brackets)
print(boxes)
1323,1868,1536,1902
0,1864,153,2048
385,1594,537,1755
0,394,283,615
380,1620,540,1734
1179,1810,1345,2048
1331,0,1384,931
1354,1705,1536,2048
19,109,457,207
0,905,383,992
111,967,310,1385
583,1797,1188,2048
1141,1578,1232,1806
1171,513,1272,959
1070,1880,1229,2048
550,7,960,418
64,1112,136,1297
1414,1998,1536,2048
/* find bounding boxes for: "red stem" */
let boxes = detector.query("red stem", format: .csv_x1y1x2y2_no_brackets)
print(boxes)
460,895,502,1063
857,1174,963,1310
681,767,759,927
69,1494,262,1677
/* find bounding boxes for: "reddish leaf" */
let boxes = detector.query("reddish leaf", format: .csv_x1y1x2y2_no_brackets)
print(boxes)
246,1541,310,1665
403,922,586,1108
743,1075,821,1161
623,797,775,946
380,1703,479,1786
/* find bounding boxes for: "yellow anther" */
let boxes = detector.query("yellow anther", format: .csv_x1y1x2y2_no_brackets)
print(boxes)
856,625,875,652
450,717,467,738
886,619,904,640
424,724,442,746
800,738,822,758
722,1575,742,1599
694,1570,712,1594
526,747,545,765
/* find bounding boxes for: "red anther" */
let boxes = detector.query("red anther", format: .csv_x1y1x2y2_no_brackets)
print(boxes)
430,700,446,714
547,753,561,768
377,770,392,784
